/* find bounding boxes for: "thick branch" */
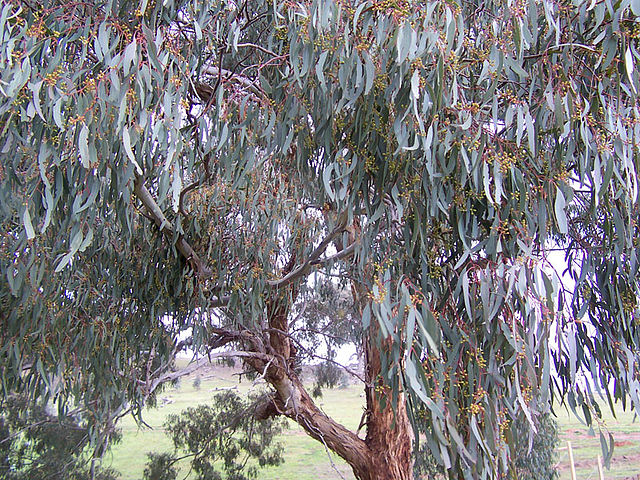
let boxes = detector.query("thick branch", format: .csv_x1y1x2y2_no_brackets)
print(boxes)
311,242,356,266
208,326,266,353
271,374,373,478
142,350,273,399
133,176,212,278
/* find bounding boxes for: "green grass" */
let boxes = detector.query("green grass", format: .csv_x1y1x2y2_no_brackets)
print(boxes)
105,367,362,480
553,403,640,480
105,367,640,480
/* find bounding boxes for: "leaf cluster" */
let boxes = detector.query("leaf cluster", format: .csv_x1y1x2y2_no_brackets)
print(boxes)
0,395,120,480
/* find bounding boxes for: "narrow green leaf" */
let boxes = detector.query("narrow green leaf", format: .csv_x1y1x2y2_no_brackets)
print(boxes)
323,163,335,200
123,38,137,76
23,207,35,240
79,124,90,168
554,187,567,234
362,303,371,329
626,46,636,93
122,126,142,174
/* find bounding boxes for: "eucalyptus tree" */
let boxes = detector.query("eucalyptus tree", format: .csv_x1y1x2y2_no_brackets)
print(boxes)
2,1,640,480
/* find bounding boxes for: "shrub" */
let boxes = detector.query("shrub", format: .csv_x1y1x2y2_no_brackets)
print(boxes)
144,391,286,480
143,453,177,480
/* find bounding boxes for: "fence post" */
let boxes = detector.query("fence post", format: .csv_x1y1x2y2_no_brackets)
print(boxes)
567,441,577,480
597,454,604,480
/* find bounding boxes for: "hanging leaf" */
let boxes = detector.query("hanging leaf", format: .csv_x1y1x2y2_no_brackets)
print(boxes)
554,187,568,234
22,206,35,240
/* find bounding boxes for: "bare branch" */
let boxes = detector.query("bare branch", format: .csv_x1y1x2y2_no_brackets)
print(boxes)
133,176,213,278
210,295,231,308
267,215,349,288
311,242,356,266
265,327,366,383
202,66,264,96
143,351,274,398
236,42,280,57
209,326,266,353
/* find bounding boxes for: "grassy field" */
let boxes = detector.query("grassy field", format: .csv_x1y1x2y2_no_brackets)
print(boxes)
106,366,639,480
554,406,640,480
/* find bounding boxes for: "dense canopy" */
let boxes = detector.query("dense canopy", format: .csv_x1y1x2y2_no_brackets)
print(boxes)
2,0,640,478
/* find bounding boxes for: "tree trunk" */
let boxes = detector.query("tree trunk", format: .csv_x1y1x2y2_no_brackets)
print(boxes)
351,254,414,480
267,364,413,480
257,294,414,479
361,335,414,480
281,320,412,477
252,219,414,480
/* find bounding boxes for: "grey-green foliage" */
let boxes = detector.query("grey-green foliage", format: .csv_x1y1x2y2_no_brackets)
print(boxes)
1,0,640,478
143,453,177,480
414,412,558,480
0,395,120,480
511,413,558,480
311,360,350,398
295,279,362,364
143,391,286,480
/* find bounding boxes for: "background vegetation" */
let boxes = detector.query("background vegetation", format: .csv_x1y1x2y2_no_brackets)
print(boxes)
107,366,639,480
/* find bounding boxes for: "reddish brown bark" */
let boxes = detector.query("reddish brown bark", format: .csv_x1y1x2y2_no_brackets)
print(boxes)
262,291,413,479
235,217,414,480
361,336,414,480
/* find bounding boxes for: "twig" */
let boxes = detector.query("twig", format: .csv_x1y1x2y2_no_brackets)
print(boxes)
524,43,599,60
144,351,274,399
264,327,366,384
236,42,279,57
267,215,350,288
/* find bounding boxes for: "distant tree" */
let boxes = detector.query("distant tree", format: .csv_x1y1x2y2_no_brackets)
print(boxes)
143,391,286,480
311,359,350,398
2,1,640,479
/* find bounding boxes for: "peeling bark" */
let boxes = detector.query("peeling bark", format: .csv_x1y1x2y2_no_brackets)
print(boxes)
362,334,414,480
205,216,415,480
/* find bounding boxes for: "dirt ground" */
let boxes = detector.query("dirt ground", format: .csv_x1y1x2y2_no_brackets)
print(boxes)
556,430,640,479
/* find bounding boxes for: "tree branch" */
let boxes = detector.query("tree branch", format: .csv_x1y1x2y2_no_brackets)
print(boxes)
142,351,274,399
264,327,366,383
272,374,373,477
311,242,356,266
202,66,264,97
236,42,280,57
133,176,212,278
267,215,349,288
